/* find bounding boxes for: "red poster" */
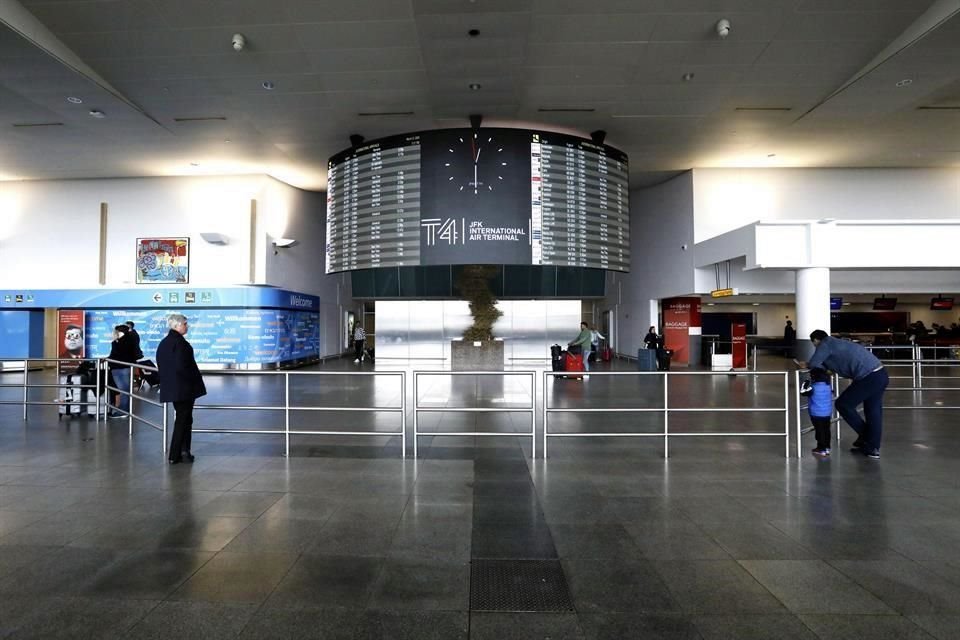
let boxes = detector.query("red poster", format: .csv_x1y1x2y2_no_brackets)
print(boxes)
731,322,747,369
663,297,700,365
57,309,85,374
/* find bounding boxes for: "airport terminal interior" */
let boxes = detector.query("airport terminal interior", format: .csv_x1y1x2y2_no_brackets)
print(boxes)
3,1,960,638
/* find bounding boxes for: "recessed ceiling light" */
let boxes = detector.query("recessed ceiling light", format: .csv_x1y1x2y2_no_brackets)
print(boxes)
224,139,231,143
66,96,83,104
682,72,695,82
896,78,913,87
88,109,105,118
468,29,480,37
189,162,199,167
468,83,482,91
262,80,275,90
752,302,760,306
767,153,776,158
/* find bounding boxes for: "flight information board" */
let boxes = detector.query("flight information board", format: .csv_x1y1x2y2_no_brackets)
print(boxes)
325,135,421,273
325,128,629,273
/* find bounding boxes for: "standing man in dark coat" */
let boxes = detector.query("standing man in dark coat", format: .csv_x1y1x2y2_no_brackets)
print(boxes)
156,313,206,465
783,319,796,357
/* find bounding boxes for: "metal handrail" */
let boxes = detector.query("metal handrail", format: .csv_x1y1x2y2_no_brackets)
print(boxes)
186,370,407,457
543,370,790,459
3,359,405,458
413,370,536,459
0,357,103,420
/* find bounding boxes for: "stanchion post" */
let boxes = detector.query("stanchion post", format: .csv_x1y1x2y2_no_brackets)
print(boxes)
162,401,168,454
530,371,536,460
22,358,28,421
284,372,291,458
542,371,549,459
412,372,419,459
95,359,101,423
783,371,789,458
400,372,407,459
663,371,670,458
128,366,134,436
833,372,841,443
794,369,802,458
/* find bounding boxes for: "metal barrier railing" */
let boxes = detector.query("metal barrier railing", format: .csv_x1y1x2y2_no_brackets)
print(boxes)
0,357,103,420
542,370,790,458
101,357,168,438
412,370,536,459
182,369,406,458
2,360,405,458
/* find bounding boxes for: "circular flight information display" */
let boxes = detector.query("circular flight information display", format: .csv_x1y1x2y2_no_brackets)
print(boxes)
325,127,629,274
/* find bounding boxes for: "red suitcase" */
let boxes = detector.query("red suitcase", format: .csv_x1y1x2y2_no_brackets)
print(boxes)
564,352,584,379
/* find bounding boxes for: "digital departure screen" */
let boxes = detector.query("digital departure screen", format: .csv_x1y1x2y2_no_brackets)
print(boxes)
325,128,629,273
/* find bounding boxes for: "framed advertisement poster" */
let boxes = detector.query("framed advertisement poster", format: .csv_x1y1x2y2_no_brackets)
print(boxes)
136,237,189,284
57,309,85,375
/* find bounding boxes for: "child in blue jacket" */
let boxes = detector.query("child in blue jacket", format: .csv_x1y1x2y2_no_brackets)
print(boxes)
803,367,834,458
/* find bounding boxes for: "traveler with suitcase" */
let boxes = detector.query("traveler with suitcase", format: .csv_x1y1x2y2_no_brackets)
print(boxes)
568,322,592,373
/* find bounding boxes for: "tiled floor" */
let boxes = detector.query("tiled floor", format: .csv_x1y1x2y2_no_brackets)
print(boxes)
1,357,959,638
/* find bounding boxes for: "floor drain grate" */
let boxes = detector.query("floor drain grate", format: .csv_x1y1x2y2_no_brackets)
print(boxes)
470,559,574,612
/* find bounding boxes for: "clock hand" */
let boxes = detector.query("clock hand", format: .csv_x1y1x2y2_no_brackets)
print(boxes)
474,162,478,194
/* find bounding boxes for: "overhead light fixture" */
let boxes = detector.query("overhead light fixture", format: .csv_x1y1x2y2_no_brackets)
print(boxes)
752,303,760,306
896,78,913,87
682,72,695,82
200,232,230,245
917,105,960,111
262,81,275,90
537,107,596,113
716,18,731,39
173,116,227,123
735,106,792,112
767,153,776,158
12,122,63,128
88,109,106,118
468,83,482,91
189,162,199,167
357,111,415,117
272,238,298,249
66,96,83,104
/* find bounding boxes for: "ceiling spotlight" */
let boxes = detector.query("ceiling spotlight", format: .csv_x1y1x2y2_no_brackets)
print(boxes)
232,33,246,52
716,18,731,39
88,109,105,118
682,72,695,82
896,78,913,87
66,96,83,104
468,29,480,37
262,80,275,90
767,153,776,158
189,162,199,167
468,83,482,91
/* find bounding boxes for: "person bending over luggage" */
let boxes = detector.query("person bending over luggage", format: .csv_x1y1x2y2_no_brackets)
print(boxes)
156,313,206,465
568,322,594,371
796,330,888,460
107,324,138,418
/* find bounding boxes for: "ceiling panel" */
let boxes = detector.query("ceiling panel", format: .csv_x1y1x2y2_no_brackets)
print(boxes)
1,0,957,191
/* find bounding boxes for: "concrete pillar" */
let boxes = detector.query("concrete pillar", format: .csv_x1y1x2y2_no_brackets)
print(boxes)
795,267,831,362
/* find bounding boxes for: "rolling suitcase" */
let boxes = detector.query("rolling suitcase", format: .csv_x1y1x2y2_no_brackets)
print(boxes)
137,359,161,388
637,348,657,372
550,344,564,372
564,352,585,379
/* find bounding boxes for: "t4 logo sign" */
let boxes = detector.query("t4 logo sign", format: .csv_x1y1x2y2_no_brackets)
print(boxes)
421,218,465,246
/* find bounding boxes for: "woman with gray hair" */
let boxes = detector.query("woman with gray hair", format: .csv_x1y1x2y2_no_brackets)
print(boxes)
156,313,206,464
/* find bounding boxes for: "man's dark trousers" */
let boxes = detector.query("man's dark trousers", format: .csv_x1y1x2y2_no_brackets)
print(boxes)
836,368,889,451
170,399,195,459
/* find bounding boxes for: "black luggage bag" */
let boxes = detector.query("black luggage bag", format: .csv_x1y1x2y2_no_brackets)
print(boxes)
550,344,565,372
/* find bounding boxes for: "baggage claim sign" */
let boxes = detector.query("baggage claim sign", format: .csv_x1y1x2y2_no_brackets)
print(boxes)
325,127,630,273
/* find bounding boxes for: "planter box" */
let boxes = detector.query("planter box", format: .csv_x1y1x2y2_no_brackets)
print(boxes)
451,340,504,371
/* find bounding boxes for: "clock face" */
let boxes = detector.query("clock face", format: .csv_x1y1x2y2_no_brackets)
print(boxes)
445,132,508,194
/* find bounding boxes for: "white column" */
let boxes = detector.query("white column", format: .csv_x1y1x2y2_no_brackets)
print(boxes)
795,267,831,361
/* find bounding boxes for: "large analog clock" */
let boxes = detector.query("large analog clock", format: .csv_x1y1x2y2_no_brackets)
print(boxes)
444,132,508,194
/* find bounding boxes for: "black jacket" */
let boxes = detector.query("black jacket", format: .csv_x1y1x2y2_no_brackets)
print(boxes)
643,332,659,349
156,329,207,403
128,329,144,360
108,334,139,369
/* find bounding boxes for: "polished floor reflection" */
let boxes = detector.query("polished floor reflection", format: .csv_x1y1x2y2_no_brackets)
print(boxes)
1,357,959,639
